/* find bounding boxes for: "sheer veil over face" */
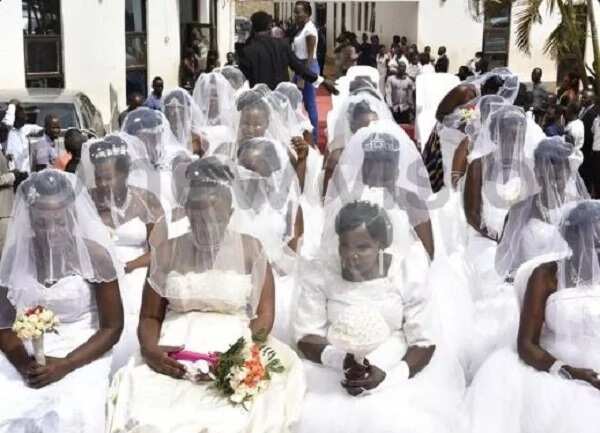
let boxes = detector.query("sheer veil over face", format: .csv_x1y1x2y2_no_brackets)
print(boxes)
0,170,122,327
162,87,201,152
192,72,237,129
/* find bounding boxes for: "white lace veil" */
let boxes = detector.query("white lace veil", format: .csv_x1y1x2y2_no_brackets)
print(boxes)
0,170,122,328
214,66,247,92
121,107,184,168
558,200,600,289
147,156,266,318
77,133,165,228
328,91,393,152
465,67,520,103
274,82,314,134
161,87,201,152
229,136,300,268
192,72,237,130
496,137,588,278
265,91,303,146
326,119,433,226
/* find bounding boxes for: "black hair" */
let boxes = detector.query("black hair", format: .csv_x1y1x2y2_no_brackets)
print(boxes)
219,66,246,90
565,200,600,228
163,89,188,107
534,137,572,171
236,90,270,114
89,136,131,174
489,105,525,135
295,1,312,15
513,83,531,110
152,76,164,85
349,76,377,94
439,46,446,54
44,113,59,127
250,11,273,33
128,91,144,104
335,201,393,248
237,138,281,174
349,100,377,132
275,85,301,110
22,170,75,208
419,52,430,65
64,128,87,154
123,108,163,135
186,156,233,186
481,75,505,96
479,95,505,123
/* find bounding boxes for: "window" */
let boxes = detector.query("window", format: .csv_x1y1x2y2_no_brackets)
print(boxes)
364,2,369,32
341,4,347,32
482,0,511,68
369,2,376,33
357,3,362,31
125,0,147,98
22,0,63,88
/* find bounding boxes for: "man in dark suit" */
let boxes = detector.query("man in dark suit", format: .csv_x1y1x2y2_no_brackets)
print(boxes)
579,90,600,196
237,11,337,92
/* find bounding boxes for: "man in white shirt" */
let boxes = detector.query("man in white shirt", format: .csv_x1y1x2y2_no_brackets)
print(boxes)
1,101,43,176
385,62,415,124
418,53,435,75
564,102,585,150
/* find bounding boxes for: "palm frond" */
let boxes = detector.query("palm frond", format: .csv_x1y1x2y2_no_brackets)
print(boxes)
515,0,545,54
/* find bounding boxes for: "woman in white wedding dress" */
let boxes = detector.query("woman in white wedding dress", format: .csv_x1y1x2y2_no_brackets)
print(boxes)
467,199,600,433
293,200,466,433
162,87,203,157
215,66,249,96
77,134,165,373
107,157,305,433
0,170,123,433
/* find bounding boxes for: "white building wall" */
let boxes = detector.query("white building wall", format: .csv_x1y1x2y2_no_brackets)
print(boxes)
0,0,26,89
374,2,418,47
147,0,181,92
217,0,237,63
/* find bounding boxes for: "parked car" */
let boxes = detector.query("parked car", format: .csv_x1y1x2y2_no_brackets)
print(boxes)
0,89,106,138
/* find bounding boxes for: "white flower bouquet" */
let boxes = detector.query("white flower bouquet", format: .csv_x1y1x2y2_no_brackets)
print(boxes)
12,306,59,365
328,305,391,364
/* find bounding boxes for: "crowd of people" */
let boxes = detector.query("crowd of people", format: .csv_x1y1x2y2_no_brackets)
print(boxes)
1,2,600,433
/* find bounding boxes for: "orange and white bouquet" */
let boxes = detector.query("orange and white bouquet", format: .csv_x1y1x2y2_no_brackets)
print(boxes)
12,306,59,365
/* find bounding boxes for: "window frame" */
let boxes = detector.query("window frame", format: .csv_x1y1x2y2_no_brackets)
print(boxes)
481,0,512,69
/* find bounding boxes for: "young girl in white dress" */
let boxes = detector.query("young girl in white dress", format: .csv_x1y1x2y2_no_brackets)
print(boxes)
467,199,600,433
107,157,305,433
293,200,466,433
0,170,123,433
77,134,165,373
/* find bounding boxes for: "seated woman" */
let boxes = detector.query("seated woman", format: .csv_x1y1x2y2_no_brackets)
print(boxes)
496,137,589,280
468,200,600,433
78,134,165,373
293,201,466,433
0,170,123,433
107,157,305,433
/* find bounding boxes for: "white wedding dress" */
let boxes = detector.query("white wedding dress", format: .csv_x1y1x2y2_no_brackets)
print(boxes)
468,274,600,433
107,269,306,433
109,217,148,374
293,241,467,433
0,275,111,433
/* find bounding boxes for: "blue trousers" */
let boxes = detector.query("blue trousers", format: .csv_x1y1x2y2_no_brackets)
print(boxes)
294,59,320,143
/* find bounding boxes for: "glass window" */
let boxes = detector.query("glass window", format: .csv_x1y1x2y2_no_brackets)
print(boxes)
357,3,362,31
125,0,147,33
125,0,148,98
22,0,63,88
482,0,511,68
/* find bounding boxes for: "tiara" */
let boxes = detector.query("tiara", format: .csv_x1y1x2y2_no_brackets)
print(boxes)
90,145,128,160
362,134,400,153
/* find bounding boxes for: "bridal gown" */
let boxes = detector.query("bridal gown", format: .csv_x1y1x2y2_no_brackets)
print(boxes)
0,276,111,433
293,241,467,433
107,232,306,433
467,257,600,433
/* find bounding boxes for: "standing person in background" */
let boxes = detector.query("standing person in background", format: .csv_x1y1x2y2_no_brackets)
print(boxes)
564,101,585,150
1,100,42,182
407,53,421,80
579,88,595,119
357,33,371,66
581,90,600,196
119,92,144,128
376,44,390,94
419,53,435,75
336,43,359,77
180,48,200,91
63,128,88,173
293,1,321,142
530,67,549,124
558,71,580,107
225,52,237,66
31,114,60,172
144,76,164,110
317,24,327,75
386,62,415,124
435,46,449,73
543,105,565,137
390,35,401,52
457,65,474,81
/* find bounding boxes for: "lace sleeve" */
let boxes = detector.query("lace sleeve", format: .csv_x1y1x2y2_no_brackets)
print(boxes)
398,243,435,348
293,260,329,343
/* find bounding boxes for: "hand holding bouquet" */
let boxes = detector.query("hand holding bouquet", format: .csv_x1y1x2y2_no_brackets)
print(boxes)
168,337,284,407
12,306,59,366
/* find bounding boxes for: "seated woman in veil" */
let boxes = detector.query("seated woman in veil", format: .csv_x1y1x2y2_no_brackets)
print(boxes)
292,199,466,433
107,157,305,433
0,170,123,433
467,200,600,433
77,133,165,373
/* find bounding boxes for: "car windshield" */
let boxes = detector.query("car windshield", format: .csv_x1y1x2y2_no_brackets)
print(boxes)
4,103,79,129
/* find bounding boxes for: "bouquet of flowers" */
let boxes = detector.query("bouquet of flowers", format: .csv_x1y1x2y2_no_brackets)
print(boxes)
328,305,390,378
169,337,284,407
12,306,59,366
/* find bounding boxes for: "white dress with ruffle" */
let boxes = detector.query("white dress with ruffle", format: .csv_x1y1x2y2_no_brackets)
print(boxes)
0,276,111,433
107,270,306,433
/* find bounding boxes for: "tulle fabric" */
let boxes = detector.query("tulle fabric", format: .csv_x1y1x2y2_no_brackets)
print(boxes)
192,72,237,130
161,87,202,152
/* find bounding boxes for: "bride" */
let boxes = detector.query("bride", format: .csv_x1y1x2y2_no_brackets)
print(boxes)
77,133,165,373
293,200,466,433
0,170,123,433
467,199,600,433
107,156,305,433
